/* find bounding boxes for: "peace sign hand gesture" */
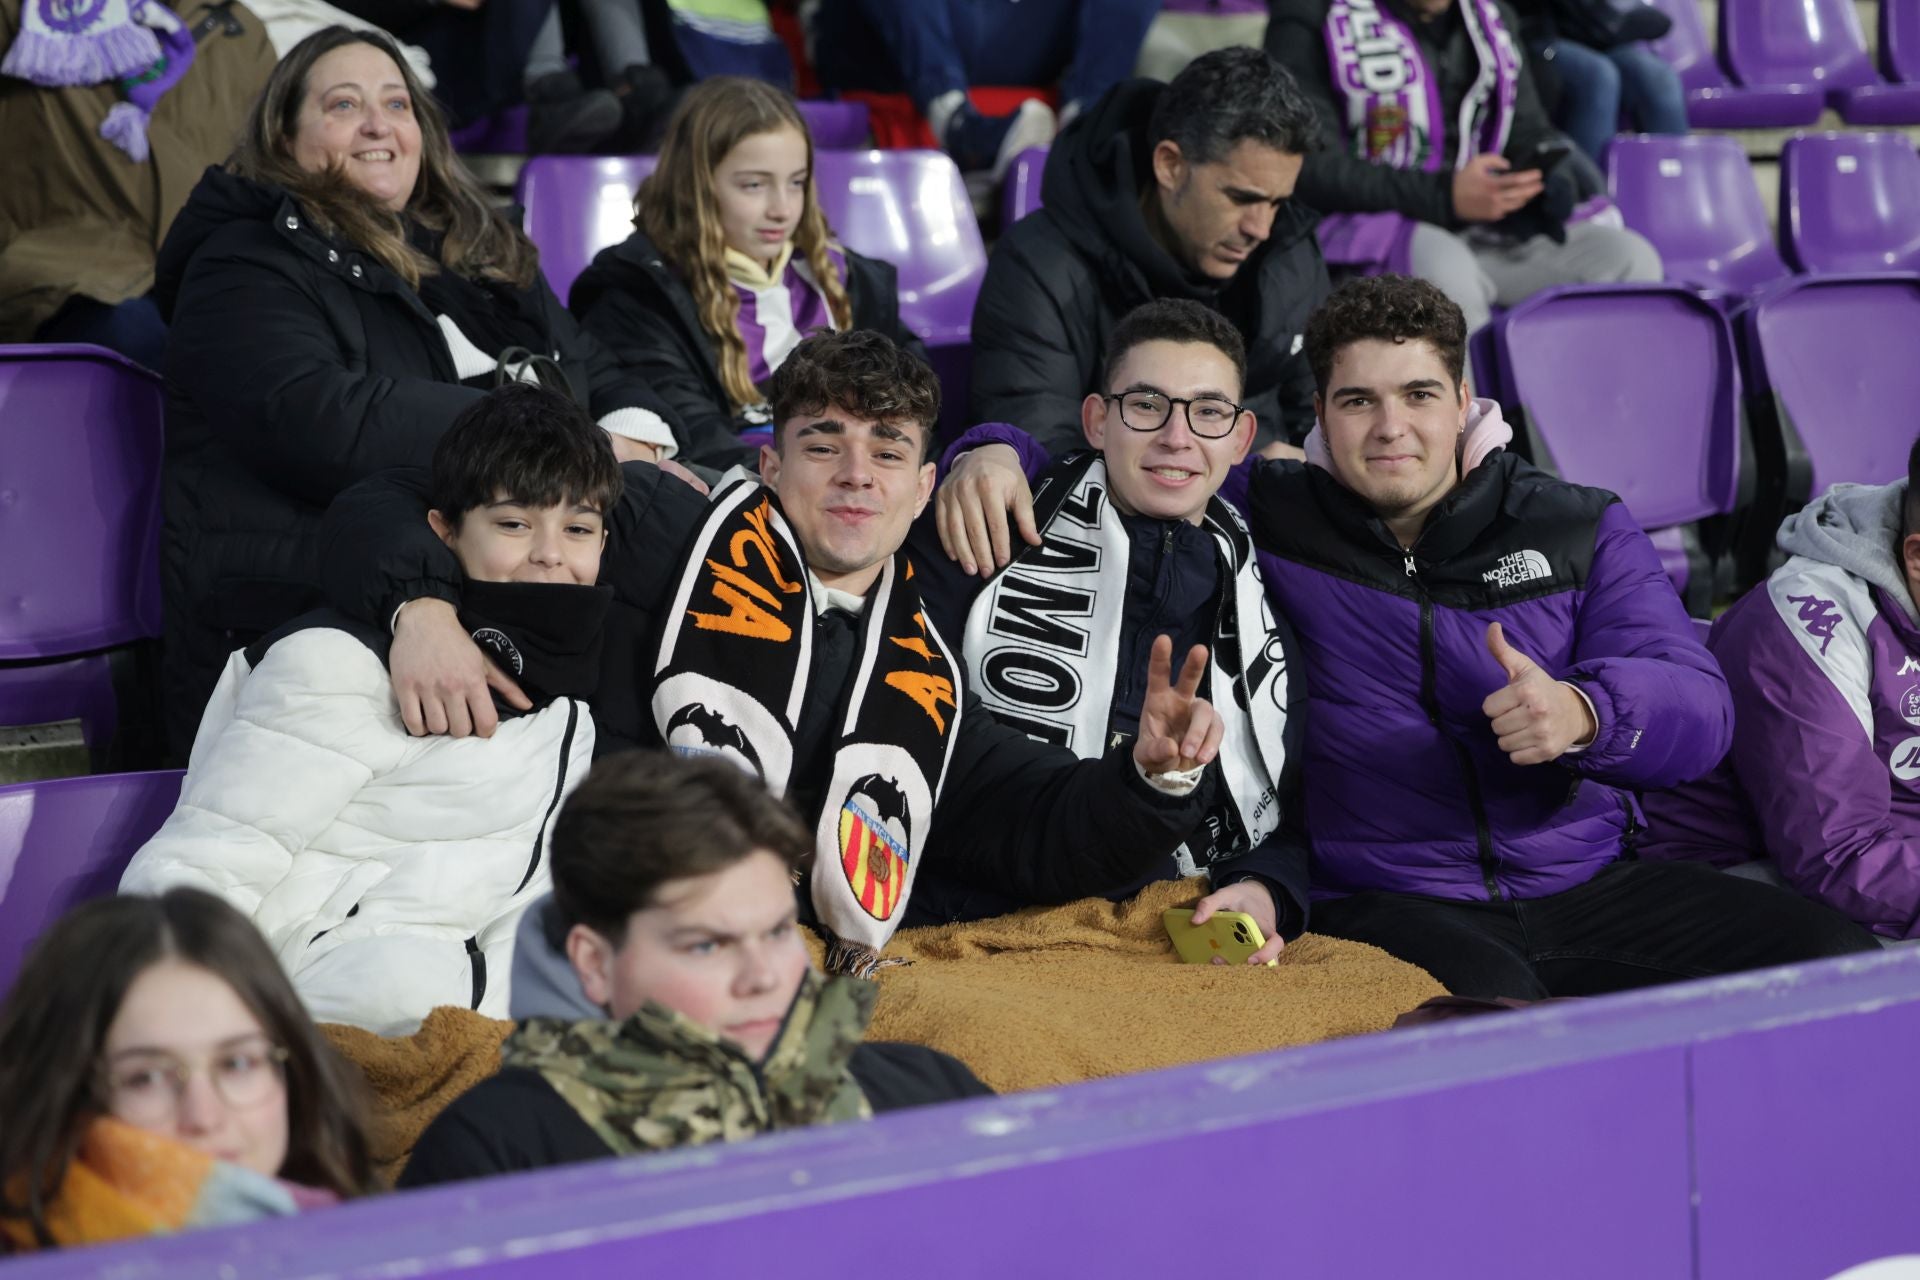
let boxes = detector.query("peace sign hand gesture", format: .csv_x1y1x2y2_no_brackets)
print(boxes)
1134,636,1223,778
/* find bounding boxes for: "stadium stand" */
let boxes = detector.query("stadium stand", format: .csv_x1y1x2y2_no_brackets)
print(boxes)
1780,130,1920,272
1606,134,1793,296
1644,0,1824,127
1723,0,1920,126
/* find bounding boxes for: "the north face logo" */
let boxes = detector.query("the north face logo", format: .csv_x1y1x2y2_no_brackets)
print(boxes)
1785,593,1842,656
1483,550,1552,588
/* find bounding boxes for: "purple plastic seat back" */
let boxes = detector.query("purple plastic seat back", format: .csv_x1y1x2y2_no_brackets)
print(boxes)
1723,0,1878,89
810,150,986,347
1744,275,1920,498
1492,284,1741,531
1607,135,1790,294
1002,146,1048,228
1645,0,1728,91
0,770,183,995
518,154,659,305
1642,0,1824,125
1781,132,1920,273
1887,0,1920,82
798,99,871,149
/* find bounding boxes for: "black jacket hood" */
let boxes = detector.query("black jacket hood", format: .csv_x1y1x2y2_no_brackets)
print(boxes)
1040,79,1321,304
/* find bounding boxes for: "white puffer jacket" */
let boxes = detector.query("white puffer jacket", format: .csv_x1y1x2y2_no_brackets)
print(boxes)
121,624,594,1036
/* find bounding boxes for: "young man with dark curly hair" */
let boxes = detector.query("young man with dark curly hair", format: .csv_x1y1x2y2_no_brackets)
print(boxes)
319,329,1229,979
940,276,1877,997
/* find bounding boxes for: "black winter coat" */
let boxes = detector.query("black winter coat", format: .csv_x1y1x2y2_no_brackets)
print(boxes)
968,80,1330,457
570,229,929,471
1266,0,1562,227
320,462,1217,920
153,166,676,752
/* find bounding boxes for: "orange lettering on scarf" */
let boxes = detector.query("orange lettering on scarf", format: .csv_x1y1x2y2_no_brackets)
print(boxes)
686,498,804,641
733,501,803,597
884,611,953,731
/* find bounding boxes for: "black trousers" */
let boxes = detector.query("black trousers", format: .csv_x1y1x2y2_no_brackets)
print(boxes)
1313,859,1878,1000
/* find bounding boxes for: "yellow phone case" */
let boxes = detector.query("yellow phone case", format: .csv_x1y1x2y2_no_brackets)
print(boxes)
1163,907,1273,966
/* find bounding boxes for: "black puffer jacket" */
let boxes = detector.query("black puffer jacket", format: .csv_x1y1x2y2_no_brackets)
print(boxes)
571,228,929,471
154,166,674,752
968,80,1330,457
1266,0,1562,227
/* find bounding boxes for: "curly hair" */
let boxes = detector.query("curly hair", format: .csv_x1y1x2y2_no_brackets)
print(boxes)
1304,275,1468,397
1102,298,1247,392
230,26,538,291
766,329,940,461
637,77,854,413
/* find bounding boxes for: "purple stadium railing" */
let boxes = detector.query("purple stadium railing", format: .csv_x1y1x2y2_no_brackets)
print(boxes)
8,947,1919,1279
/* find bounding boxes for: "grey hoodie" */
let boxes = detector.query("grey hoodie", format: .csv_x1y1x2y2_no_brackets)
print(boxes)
510,895,603,1021
1777,481,1916,625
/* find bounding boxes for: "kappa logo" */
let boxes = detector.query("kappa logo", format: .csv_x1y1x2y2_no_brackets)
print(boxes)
1902,656,1920,677
1482,549,1552,589
1892,735,1920,782
1785,593,1843,656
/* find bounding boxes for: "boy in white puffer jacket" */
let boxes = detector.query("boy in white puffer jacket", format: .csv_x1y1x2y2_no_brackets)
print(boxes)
123,385,620,1035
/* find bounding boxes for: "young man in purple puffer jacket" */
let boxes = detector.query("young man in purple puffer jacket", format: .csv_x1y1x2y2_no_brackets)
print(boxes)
1642,447,1920,945
940,275,1874,997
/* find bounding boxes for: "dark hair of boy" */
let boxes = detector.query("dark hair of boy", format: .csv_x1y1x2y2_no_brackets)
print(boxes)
0,890,377,1246
1303,274,1469,398
1101,298,1250,391
1148,46,1320,168
549,752,812,945
428,383,625,529
766,329,941,462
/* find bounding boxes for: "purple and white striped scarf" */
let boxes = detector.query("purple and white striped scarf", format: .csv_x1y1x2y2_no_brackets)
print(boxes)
1323,0,1519,173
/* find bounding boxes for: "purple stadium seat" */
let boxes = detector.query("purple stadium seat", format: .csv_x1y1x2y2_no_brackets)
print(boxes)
1742,274,1920,506
1607,135,1791,296
0,769,183,995
1490,284,1742,613
450,105,530,155
1643,0,1822,126
1722,0,1920,124
1781,133,1920,274
798,99,871,149
518,154,658,303
1002,146,1047,228
1885,0,1920,83
0,345,164,755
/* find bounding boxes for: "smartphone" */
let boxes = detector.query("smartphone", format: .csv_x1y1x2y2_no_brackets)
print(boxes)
1514,139,1573,175
1163,907,1275,967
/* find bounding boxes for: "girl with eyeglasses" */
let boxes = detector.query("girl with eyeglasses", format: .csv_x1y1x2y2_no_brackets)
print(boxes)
0,889,376,1253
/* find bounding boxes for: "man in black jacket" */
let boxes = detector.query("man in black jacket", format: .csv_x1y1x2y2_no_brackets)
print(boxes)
322,329,1221,968
970,46,1330,460
1265,0,1660,333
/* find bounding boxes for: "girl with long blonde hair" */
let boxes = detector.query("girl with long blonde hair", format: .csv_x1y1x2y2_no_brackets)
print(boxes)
572,76,928,470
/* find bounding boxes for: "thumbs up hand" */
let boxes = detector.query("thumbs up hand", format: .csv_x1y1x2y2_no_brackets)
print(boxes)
1480,622,1597,765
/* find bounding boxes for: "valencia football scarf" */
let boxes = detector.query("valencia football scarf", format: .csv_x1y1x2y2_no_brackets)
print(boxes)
962,453,1288,874
1323,0,1518,173
652,477,962,974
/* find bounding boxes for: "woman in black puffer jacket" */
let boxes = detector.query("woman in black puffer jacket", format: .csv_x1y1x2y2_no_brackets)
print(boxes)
156,25,677,753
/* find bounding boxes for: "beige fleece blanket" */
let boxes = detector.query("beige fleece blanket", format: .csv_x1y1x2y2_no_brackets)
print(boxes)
849,878,1446,1093
322,1007,512,1184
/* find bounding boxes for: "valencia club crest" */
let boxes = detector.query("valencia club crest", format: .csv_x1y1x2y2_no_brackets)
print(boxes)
838,773,911,921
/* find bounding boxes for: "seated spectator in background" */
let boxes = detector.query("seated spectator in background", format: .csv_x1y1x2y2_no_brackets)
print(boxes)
517,0,675,154
1643,449,1920,945
807,0,1162,179
971,47,1329,461
322,329,1222,976
156,26,677,755
1250,276,1871,996
122,387,615,1034
0,889,375,1252
1135,0,1271,82
401,753,989,1187
920,299,1307,951
572,77,927,472
0,0,276,365
1509,0,1683,164
1265,0,1661,334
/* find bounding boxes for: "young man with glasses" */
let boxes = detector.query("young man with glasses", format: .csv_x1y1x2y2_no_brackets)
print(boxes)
910,298,1309,953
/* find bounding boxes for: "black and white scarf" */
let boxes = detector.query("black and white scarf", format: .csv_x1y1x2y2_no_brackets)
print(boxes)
652,478,962,973
963,454,1288,873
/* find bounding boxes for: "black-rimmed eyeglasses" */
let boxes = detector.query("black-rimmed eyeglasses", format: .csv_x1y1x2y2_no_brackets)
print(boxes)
1102,390,1246,439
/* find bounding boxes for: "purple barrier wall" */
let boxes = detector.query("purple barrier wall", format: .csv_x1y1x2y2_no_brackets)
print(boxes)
12,950,1920,1279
